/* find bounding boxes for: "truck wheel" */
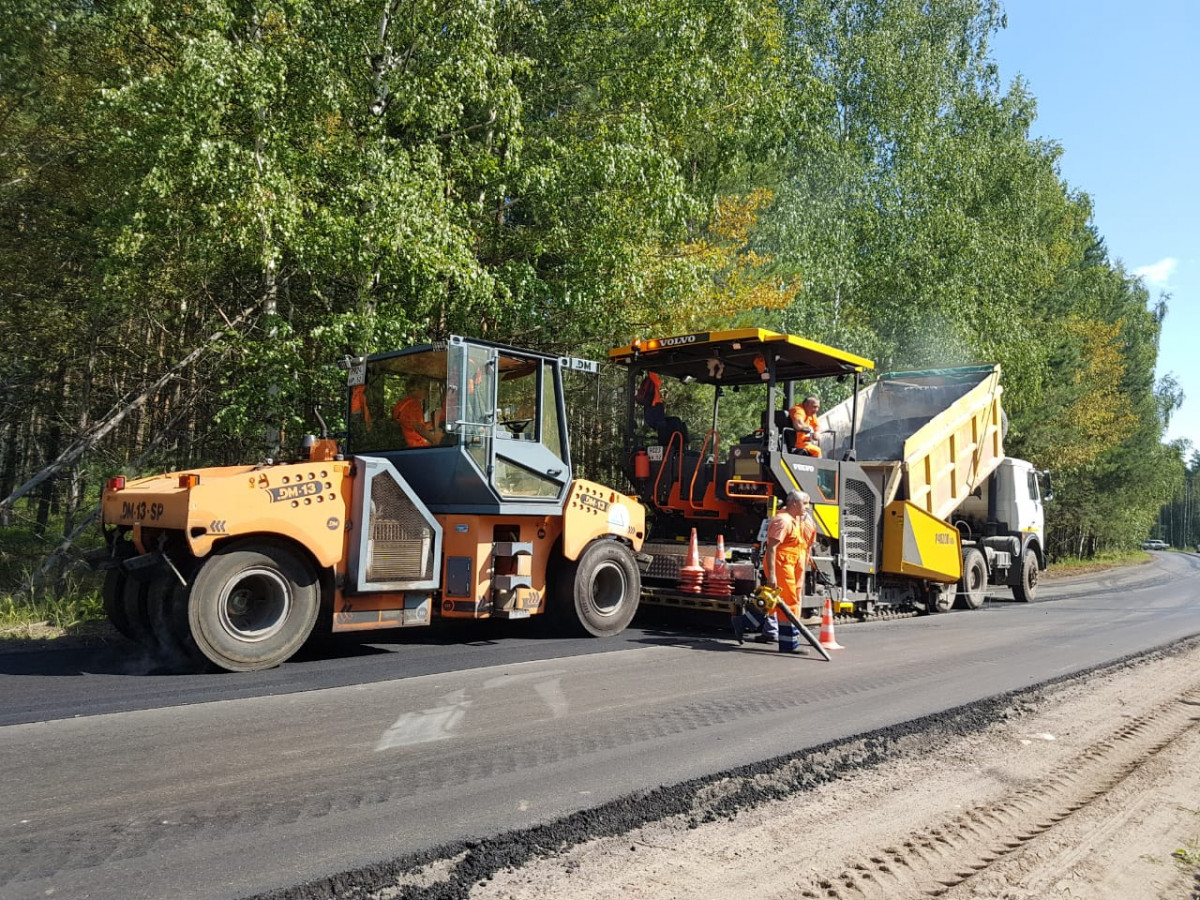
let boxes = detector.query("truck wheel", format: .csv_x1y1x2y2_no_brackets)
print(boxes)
1011,548,1038,603
557,540,641,637
102,569,135,640
928,582,956,614
958,549,987,610
187,544,320,672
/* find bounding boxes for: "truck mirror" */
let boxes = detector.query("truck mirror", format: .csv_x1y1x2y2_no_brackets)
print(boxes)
1040,470,1054,503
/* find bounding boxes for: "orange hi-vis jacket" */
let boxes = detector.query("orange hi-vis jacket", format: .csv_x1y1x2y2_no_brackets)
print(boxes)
790,406,822,456
350,384,372,424
767,512,817,615
636,372,663,409
392,396,431,447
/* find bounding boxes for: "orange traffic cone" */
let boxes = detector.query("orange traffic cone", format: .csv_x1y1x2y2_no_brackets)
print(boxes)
678,528,705,594
818,595,844,650
704,534,733,596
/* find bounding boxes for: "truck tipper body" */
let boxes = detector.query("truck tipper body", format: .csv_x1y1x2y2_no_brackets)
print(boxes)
823,366,1006,520
822,366,1047,609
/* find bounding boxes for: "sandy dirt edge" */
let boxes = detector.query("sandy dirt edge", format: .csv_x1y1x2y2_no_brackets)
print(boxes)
463,644,1200,900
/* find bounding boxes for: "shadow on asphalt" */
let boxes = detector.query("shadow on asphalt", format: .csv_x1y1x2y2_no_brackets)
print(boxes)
0,612,693,679
2,604,775,680
0,633,401,678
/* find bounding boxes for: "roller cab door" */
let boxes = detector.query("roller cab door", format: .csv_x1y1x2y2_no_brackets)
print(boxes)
452,338,572,504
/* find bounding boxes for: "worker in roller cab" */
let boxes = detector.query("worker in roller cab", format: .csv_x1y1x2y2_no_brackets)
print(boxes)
392,379,444,448
759,490,817,652
350,382,372,431
790,395,822,456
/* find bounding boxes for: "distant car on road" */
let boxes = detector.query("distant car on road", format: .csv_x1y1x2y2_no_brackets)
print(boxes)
1143,539,1169,551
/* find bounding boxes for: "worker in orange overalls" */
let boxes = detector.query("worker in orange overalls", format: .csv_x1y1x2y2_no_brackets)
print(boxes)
350,383,372,427
635,372,666,430
392,380,443,448
760,490,817,652
789,395,822,456
635,371,688,447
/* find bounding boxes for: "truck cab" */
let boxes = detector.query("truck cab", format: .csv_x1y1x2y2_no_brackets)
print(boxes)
954,457,1049,603
991,458,1048,551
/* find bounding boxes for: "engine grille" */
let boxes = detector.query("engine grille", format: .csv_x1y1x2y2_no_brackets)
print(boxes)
645,544,686,582
642,542,756,594
368,471,435,583
841,473,878,567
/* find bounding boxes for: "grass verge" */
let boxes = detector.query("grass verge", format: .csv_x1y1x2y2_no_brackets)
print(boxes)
0,589,110,647
1,517,112,647
1044,550,1149,580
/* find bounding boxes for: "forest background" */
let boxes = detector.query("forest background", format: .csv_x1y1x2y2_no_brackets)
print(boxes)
1,0,1197,607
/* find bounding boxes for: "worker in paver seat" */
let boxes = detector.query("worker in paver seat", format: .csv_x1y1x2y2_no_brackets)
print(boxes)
392,380,443,448
760,490,817,652
636,371,688,447
789,395,822,456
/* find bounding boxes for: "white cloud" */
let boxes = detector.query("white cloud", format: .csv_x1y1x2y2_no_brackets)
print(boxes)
1133,257,1178,286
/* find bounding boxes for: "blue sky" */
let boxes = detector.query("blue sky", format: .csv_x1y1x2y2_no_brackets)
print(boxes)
990,0,1199,448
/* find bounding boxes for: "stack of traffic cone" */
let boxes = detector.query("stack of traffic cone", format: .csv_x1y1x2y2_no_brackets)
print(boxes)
704,535,733,596
677,528,705,594
818,595,844,650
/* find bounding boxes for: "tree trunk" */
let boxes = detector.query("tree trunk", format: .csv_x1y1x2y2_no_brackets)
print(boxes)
35,370,66,535
0,421,15,526
62,341,96,541
18,391,203,599
0,300,262,515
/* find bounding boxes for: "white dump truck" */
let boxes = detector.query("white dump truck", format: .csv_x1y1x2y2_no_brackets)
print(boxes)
821,366,1049,610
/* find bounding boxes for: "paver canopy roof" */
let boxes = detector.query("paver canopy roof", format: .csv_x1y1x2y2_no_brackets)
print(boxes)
609,328,874,385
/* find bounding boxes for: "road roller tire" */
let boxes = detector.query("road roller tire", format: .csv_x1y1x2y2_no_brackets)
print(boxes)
186,544,320,672
555,540,640,637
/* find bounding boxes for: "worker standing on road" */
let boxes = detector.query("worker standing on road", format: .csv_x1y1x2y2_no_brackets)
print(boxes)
760,490,817,651
790,395,822,456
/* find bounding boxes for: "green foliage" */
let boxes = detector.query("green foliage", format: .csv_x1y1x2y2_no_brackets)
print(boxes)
1153,447,1200,551
1171,841,1200,867
0,0,1185,585
0,512,105,619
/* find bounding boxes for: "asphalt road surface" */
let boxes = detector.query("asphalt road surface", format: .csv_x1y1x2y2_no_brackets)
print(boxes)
1,551,1197,900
